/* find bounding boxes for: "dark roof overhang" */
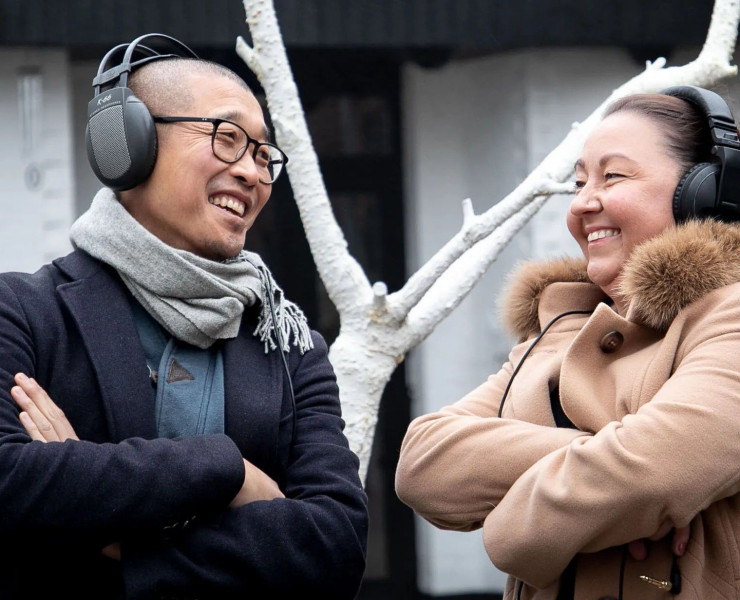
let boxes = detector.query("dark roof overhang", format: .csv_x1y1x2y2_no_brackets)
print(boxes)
0,0,715,55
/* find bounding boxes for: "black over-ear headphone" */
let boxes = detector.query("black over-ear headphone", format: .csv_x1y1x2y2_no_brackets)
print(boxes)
86,33,199,191
660,85,740,223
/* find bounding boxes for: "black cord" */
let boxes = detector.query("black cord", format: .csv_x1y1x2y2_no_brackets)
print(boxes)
619,545,627,600
670,553,682,595
262,271,297,451
497,310,592,417
498,309,591,600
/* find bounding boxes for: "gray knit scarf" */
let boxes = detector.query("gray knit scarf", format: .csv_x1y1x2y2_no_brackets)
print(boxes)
70,188,313,354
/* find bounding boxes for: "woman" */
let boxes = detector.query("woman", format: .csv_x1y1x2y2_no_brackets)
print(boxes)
395,86,740,599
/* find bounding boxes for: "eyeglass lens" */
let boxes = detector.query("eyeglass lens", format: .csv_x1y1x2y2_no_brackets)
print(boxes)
212,121,285,183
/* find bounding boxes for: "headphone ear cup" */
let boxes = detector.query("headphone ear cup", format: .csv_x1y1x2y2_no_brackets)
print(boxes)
86,87,157,191
672,162,720,223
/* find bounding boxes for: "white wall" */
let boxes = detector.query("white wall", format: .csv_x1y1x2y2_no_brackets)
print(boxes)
401,46,684,595
71,60,105,218
0,49,75,273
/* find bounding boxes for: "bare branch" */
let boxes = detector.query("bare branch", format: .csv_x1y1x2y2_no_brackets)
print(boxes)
388,178,568,321
234,36,261,79
697,0,740,65
238,0,372,315
391,0,739,346
462,198,475,226
369,282,389,323
402,197,547,346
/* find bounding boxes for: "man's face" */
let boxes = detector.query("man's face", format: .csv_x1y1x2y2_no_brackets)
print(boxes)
123,71,272,261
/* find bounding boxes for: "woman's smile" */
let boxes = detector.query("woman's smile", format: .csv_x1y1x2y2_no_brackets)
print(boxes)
587,228,620,243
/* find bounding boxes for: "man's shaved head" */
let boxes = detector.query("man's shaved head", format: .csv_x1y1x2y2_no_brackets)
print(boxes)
128,58,253,115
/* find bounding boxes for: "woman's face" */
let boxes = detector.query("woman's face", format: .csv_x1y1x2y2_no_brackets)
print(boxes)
567,111,683,306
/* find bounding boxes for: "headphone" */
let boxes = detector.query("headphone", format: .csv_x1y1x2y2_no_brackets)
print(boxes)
85,33,199,191
659,85,740,223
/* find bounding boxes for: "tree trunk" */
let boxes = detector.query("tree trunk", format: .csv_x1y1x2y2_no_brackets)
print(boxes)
238,0,740,481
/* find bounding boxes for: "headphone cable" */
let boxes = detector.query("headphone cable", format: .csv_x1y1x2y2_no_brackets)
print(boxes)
262,270,298,456
497,309,593,418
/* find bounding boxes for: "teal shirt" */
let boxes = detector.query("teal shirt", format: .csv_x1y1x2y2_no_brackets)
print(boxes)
130,298,225,437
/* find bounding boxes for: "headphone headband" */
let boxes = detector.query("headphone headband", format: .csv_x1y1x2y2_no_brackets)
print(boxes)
659,85,740,223
92,34,199,92
661,85,740,150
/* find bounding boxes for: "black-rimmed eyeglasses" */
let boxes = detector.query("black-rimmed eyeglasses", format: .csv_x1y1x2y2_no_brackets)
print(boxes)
152,116,289,184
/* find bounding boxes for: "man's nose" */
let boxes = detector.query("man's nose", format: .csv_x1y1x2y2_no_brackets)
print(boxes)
227,150,261,185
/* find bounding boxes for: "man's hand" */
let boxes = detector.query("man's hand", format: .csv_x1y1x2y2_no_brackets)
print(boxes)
9,374,122,559
229,458,285,508
11,373,79,442
9,374,284,549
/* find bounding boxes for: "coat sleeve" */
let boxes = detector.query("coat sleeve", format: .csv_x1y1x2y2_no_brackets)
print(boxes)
0,277,246,542
120,332,369,600
483,287,740,588
394,351,590,531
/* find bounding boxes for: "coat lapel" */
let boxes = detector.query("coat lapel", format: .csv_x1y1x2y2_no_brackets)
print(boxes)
222,317,282,467
53,252,285,457
55,251,157,441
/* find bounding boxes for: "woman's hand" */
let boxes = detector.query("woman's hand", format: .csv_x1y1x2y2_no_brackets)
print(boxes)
11,373,79,442
628,523,690,560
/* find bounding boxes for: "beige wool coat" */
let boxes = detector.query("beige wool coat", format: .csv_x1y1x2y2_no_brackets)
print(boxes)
395,219,740,600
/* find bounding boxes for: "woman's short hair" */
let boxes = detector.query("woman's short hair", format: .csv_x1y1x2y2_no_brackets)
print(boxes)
603,93,713,174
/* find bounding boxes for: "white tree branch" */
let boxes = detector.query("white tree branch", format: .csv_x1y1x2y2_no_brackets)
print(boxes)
239,0,740,479
237,0,372,316
390,0,739,347
696,0,739,66
401,197,547,346
387,181,570,321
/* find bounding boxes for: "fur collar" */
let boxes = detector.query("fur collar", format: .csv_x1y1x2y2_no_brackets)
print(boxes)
501,219,740,339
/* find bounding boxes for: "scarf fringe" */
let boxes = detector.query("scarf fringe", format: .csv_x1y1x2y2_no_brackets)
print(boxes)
71,189,314,354
254,267,315,355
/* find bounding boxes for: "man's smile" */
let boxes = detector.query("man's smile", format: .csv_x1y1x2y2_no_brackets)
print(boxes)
208,194,246,217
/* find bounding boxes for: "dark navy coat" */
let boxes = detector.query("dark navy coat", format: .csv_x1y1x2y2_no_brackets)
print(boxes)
0,249,368,599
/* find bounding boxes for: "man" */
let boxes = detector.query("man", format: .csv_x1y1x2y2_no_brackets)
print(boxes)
0,35,367,599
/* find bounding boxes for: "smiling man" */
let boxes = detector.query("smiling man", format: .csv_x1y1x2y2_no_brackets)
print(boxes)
123,62,274,260
0,35,367,600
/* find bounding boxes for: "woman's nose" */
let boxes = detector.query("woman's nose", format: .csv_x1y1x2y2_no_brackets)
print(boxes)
569,183,602,216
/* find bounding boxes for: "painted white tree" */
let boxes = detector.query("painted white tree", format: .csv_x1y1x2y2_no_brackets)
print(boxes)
237,0,740,482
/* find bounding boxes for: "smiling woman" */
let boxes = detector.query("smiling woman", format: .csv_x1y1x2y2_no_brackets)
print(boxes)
395,86,740,600
568,109,683,312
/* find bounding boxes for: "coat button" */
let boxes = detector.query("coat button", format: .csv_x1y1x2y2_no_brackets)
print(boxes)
599,331,623,353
